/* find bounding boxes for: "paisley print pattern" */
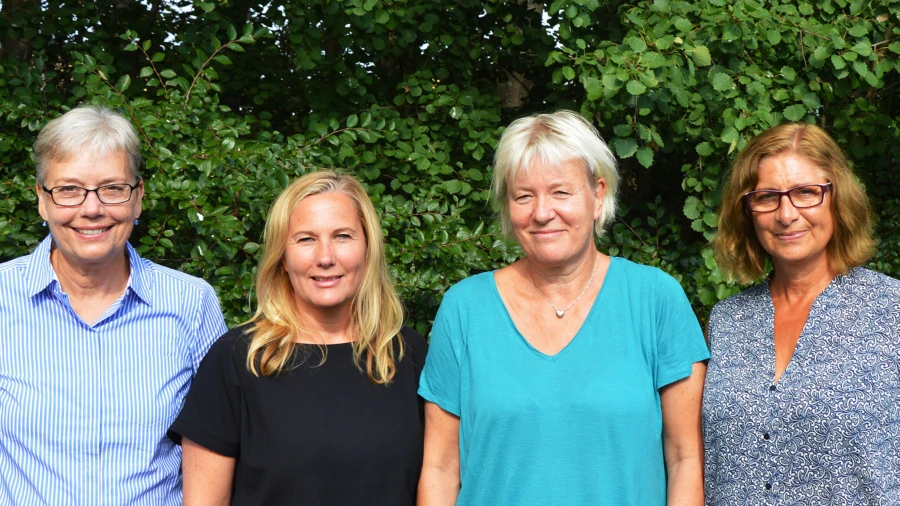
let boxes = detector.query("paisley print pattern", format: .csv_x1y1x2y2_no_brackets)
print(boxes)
703,268,900,505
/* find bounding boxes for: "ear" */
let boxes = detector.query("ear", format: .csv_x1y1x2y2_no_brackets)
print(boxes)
36,184,49,221
592,177,606,221
134,180,145,219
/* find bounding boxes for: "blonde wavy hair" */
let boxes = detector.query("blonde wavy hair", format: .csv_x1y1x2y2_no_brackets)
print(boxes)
713,123,876,284
246,170,405,383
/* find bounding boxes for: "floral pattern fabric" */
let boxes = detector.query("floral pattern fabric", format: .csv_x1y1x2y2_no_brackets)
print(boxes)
703,267,900,505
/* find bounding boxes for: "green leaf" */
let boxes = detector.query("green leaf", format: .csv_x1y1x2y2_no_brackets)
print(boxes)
562,66,576,80
712,73,733,92
690,46,712,66
627,36,647,53
781,66,797,82
783,104,806,121
445,180,462,194
612,137,638,158
767,30,782,46
636,146,654,168
160,69,177,78
696,142,714,156
213,55,233,65
848,24,868,38
346,114,359,127
683,196,701,219
583,76,603,101
831,54,846,69
626,80,647,95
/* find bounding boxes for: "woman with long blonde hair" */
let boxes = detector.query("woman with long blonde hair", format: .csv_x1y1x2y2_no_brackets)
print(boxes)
170,170,426,506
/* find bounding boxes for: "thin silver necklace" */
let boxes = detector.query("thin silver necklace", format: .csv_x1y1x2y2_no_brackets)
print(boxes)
529,252,600,319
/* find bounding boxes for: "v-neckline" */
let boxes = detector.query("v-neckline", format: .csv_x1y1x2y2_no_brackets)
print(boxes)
490,257,617,360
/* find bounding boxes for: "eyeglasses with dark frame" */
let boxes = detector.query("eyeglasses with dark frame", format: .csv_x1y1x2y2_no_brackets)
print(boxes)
743,182,832,213
41,181,141,207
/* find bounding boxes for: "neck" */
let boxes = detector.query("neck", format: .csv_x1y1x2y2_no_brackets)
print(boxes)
295,305,356,344
770,256,835,304
50,248,130,300
528,248,602,295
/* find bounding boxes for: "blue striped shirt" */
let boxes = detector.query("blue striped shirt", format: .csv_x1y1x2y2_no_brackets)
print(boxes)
0,235,227,506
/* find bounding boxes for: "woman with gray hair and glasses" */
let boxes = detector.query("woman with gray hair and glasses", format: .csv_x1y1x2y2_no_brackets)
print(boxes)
0,106,226,505
417,110,709,505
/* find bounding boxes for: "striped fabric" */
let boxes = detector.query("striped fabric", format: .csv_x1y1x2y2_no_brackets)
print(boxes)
0,235,227,506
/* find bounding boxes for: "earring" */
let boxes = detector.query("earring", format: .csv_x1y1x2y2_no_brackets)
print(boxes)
42,221,46,227
134,219,139,225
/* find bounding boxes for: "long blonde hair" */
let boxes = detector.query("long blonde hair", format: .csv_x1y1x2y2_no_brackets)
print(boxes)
246,170,405,383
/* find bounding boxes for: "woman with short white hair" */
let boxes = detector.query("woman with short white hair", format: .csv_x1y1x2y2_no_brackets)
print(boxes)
418,110,709,505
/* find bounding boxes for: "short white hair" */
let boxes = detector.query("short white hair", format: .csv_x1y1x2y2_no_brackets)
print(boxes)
491,110,619,239
34,106,142,184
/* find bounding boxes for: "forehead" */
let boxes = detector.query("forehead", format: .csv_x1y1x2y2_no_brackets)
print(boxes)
289,191,362,228
755,154,828,187
510,158,588,188
43,150,131,185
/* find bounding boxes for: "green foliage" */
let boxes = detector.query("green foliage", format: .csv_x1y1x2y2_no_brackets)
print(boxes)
2,0,900,333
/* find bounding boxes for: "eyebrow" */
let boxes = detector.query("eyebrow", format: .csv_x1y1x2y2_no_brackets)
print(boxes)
49,177,132,186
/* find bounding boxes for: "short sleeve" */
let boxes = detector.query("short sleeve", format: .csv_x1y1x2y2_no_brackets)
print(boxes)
417,293,464,416
189,282,228,373
653,271,709,389
169,327,245,457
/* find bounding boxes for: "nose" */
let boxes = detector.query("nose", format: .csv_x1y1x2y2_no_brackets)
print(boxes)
775,193,799,224
314,240,336,267
79,189,104,216
532,195,555,223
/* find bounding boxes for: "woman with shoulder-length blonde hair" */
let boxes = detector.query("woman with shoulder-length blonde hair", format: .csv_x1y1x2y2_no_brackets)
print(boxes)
170,170,427,506
703,123,900,504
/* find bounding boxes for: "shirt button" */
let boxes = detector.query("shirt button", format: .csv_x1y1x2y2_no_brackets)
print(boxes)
763,433,770,440
769,385,777,391
765,483,772,490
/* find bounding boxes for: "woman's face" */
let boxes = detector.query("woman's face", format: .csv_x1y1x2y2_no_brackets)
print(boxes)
751,153,834,273
282,192,368,321
37,150,143,271
508,158,604,268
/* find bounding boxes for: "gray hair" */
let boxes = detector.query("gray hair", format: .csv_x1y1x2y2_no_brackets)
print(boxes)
491,110,619,239
34,106,142,184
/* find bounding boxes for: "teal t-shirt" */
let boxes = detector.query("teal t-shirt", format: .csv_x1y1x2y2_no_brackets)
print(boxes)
418,257,709,505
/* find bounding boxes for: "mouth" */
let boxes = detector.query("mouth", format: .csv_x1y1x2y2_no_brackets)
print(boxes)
775,230,806,240
311,275,344,287
74,226,111,236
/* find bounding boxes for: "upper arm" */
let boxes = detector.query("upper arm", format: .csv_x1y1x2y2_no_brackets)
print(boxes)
182,438,236,506
660,361,707,464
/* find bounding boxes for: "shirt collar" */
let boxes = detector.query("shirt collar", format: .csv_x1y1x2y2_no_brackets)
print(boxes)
24,234,153,306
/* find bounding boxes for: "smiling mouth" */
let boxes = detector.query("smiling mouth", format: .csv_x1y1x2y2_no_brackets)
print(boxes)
312,275,343,281
75,227,111,235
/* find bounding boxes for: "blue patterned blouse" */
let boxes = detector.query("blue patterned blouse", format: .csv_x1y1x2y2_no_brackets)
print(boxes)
703,267,900,505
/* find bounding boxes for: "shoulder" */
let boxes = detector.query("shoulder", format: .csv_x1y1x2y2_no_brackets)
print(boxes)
400,325,427,353
841,267,900,292
608,257,690,301
138,256,218,295
399,325,427,367
442,271,495,301
0,254,29,279
709,283,768,325
204,324,253,364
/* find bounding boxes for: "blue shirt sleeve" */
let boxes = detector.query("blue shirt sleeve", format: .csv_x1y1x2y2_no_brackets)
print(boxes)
653,270,709,389
189,282,228,373
418,289,464,417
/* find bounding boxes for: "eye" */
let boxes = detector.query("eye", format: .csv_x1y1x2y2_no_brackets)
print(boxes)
553,190,572,197
754,192,778,202
336,233,353,240
296,236,314,243
513,194,533,203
